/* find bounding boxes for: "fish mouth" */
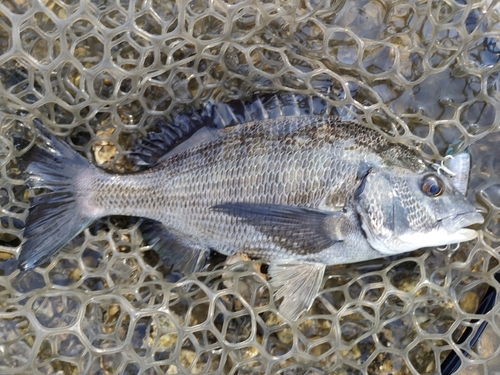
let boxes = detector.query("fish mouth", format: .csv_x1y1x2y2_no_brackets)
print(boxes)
441,212,484,233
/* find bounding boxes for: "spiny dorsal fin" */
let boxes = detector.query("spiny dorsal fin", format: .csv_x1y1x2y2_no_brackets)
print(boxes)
208,93,337,128
129,93,339,167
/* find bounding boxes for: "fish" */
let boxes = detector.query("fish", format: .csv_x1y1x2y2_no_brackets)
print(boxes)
15,94,484,320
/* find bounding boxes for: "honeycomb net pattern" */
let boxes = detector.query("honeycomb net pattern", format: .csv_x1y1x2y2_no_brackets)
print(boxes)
0,0,500,374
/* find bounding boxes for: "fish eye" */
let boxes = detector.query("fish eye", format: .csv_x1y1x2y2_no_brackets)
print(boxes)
422,175,444,197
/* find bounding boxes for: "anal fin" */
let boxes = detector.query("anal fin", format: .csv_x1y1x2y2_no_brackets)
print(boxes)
269,259,325,320
140,220,209,275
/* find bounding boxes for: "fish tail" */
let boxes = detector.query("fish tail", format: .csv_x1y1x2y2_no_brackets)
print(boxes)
17,119,94,271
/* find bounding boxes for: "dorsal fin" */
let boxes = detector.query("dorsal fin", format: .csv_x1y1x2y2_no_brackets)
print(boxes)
129,93,340,167
129,111,207,167
208,93,337,128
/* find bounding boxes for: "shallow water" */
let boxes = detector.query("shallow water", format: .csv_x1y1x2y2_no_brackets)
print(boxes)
0,0,499,374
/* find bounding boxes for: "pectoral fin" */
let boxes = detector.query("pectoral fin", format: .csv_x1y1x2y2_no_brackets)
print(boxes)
212,202,347,253
140,220,209,275
269,259,326,320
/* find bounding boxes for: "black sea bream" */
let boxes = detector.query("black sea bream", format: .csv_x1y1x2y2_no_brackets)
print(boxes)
17,95,483,319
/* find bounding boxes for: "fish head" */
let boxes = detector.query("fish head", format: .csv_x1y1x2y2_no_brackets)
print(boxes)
355,168,483,254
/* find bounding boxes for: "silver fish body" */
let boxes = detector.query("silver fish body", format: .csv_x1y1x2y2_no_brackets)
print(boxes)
17,96,484,319
84,116,480,261
86,117,387,264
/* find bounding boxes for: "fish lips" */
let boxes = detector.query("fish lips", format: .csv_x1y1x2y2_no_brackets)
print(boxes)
441,212,484,238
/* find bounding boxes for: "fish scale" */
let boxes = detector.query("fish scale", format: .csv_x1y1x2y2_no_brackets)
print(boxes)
16,95,483,320
88,118,366,258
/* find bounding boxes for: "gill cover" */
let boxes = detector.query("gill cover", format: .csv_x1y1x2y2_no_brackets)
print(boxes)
355,169,483,254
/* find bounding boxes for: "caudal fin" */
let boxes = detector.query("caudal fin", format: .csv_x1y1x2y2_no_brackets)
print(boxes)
17,119,94,271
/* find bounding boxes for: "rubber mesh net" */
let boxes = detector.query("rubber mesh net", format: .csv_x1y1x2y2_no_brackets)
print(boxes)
0,0,500,374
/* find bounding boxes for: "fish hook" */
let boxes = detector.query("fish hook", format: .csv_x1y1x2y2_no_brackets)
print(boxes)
436,242,461,251
432,155,456,177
